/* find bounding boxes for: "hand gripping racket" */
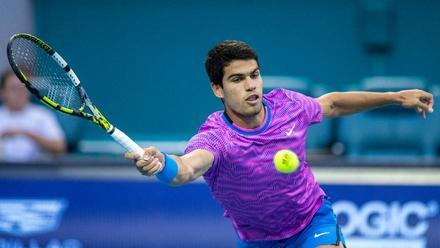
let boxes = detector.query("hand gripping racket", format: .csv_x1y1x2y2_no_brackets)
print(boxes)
7,33,144,157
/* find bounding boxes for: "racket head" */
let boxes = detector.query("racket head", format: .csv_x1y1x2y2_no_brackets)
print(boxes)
6,33,112,131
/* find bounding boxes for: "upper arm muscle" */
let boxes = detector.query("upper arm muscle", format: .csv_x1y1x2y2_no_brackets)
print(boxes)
317,93,335,118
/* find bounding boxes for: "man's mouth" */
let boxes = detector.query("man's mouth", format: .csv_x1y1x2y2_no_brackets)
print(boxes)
245,94,259,103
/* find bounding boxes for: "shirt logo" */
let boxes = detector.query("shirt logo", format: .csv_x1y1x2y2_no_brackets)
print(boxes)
314,232,330,238
285,124,295,136
0,199,68,237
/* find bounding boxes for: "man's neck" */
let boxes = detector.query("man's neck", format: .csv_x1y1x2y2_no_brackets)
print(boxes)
225,107,266,129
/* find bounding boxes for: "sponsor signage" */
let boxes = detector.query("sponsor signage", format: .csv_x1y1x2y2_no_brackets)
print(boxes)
0,180,438,247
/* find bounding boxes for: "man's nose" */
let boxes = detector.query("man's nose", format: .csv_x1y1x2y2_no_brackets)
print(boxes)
244,77,257,91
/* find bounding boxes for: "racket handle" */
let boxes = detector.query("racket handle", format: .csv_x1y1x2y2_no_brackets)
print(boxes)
110,127,144,157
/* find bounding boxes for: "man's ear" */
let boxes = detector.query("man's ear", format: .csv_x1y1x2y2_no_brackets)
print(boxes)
211,82,224,99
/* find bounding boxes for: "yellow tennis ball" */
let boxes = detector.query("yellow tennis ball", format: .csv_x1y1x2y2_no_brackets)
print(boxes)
273,149,299,174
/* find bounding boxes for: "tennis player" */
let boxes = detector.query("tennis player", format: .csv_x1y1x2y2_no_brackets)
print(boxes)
125,40,434,247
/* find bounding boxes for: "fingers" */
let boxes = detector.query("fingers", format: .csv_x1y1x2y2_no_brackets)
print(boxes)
143,146,161,160
137,157,163,176
420,94,434,112
416,106,426,119
410,91,434,118
400,90,434,114
125,146,164,176
124,152,140,160
415,99,432,119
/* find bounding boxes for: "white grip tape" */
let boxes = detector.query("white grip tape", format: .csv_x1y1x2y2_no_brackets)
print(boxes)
110,128,144,157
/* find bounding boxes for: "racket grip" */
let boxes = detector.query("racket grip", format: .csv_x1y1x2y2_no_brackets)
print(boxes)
110,127,144,157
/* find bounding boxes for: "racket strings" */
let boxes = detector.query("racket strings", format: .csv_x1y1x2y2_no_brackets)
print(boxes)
9,38,83,110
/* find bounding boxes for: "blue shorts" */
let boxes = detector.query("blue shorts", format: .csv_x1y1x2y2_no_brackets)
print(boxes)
236,197,346,248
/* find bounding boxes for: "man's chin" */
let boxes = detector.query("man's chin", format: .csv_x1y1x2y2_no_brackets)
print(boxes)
245,103,264,116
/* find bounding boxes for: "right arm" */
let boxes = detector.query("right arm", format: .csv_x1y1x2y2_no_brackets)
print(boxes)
125,147,214,186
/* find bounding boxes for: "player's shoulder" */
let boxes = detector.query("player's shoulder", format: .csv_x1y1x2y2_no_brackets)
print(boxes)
264,88,309,105
199,111,226,133
187,111,230,148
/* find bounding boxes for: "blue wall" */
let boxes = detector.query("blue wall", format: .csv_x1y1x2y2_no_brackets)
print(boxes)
33,0,440,141
1,178,439,247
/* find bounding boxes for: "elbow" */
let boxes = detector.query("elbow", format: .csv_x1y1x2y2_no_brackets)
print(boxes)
54,140,67,154
45,140,67,155
170,176,192,187
170,180,187,187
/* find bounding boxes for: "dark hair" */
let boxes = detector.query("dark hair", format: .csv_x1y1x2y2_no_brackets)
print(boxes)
205,40,259,86
0,69,15,90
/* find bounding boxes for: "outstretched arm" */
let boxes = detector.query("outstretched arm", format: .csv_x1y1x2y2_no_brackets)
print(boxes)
125,147,214,186
317,89,434,118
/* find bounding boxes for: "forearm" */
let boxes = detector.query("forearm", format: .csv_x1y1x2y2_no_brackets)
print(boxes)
159,150,213,186
169,156,195,186
126,147,213,185
170,154,211,186
320,91,400,117
27,132,66,154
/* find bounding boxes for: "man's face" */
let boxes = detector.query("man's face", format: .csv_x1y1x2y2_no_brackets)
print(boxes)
212,59,263,119
0,74,30,111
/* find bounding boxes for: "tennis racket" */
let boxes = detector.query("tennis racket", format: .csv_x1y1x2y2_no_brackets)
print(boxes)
6,33,144,157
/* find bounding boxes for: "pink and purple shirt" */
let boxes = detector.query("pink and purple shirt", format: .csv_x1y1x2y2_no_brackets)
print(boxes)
185,88,326,241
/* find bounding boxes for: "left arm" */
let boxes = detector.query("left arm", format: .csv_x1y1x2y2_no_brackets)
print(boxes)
317,89,434,118
25,131,66,154
1,129,66,154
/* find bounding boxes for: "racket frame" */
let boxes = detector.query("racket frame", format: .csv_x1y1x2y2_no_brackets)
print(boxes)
6,33,144,156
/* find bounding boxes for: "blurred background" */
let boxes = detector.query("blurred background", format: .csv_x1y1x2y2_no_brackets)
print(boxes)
0,0,439,247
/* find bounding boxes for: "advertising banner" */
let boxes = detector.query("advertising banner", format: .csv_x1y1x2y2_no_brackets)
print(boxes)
0,179,438,247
